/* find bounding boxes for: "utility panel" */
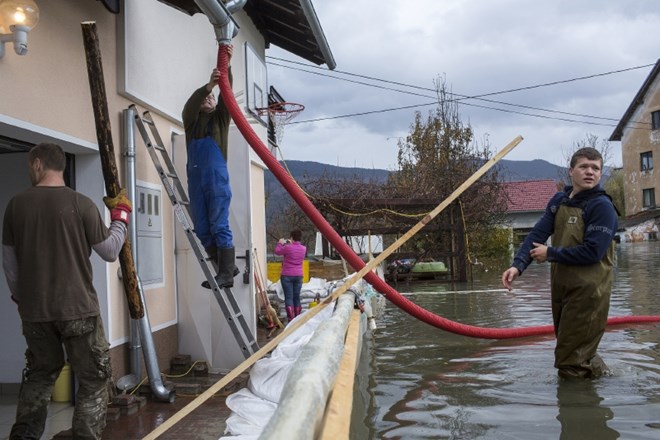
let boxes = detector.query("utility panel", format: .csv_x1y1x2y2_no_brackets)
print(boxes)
136,183,163,285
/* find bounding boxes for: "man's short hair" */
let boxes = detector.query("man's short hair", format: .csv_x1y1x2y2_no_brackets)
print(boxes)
570,147,603,168
28,143,66,172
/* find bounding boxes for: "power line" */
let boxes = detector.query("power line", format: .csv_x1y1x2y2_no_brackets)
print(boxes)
267,56,653,129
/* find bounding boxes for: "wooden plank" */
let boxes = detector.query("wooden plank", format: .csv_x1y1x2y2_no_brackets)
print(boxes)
318,310,362,440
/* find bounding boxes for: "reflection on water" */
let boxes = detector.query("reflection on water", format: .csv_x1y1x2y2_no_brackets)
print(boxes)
362,241,660,439
556,379,618,440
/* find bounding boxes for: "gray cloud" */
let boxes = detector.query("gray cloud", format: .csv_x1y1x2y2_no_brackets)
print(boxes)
266,0,659,169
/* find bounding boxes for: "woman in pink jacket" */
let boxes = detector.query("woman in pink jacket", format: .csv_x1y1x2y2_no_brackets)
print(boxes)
274,229,307,321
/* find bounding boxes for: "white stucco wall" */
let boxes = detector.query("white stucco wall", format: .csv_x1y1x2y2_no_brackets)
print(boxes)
0,0,270,379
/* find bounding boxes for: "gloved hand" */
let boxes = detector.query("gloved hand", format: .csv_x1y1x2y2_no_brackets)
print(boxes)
103,188,132,225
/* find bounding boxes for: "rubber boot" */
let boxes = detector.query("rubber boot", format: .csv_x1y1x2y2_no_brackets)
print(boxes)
202,247,239,289
294,306,302,317
216,247,239,288
285,306,295,322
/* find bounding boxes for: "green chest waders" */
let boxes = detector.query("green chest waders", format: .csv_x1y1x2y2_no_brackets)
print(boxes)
550,205,614,378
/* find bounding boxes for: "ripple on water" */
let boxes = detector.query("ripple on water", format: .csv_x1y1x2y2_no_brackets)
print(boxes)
367,242,660,440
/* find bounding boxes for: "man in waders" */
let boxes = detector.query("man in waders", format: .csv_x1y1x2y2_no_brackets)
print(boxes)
182,45,239,288
501,147,618,379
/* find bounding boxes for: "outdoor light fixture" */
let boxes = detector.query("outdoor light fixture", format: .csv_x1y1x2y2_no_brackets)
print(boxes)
0,0,39,58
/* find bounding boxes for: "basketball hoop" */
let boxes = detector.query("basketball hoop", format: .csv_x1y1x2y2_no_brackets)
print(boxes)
257,102,305,145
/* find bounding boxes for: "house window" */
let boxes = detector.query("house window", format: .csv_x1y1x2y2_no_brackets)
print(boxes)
652,110,660,130
640,151,653,172
642,188,656,208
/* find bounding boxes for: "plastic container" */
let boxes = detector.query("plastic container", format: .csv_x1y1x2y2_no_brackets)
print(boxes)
52,363,72,402
267,260,309,283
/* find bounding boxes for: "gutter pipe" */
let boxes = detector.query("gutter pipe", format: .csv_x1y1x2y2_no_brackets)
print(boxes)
194,0,246,44
122,108,175,402
299,0,336,69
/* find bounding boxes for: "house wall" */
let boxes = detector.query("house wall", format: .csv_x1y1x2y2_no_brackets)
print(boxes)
620,74,660,216
504,211,542,230
0,0,269,381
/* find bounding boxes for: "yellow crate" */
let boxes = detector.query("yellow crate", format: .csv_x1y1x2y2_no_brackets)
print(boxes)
267,260,309,283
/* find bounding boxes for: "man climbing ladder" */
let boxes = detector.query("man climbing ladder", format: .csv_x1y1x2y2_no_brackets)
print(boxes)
182,44,239,288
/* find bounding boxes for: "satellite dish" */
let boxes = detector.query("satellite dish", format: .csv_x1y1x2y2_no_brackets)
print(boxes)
100,0,120,14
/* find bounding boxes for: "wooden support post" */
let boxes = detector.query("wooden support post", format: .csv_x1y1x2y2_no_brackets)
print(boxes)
81,21,144,319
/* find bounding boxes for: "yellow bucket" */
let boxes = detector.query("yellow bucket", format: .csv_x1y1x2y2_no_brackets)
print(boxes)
52,363,72,402
267,260,309,283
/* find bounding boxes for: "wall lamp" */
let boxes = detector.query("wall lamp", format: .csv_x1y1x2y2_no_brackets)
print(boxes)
0,0,39,58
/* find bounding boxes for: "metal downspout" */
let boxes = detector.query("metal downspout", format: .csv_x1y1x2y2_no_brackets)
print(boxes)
122,108,175,403
122,107,142,384
194,0,246,44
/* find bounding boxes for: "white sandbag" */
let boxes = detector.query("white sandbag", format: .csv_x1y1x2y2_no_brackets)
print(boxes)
222,388,278,437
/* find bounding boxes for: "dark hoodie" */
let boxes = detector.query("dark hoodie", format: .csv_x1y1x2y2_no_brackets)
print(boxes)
512,185,618,275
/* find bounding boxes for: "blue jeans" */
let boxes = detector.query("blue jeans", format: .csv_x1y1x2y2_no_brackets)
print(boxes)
281,275,303,307
187,136,233,249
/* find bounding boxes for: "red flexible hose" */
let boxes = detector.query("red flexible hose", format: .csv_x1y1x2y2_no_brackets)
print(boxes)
216,46,660,339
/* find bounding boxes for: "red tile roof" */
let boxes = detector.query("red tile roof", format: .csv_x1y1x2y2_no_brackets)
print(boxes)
503,179,561,212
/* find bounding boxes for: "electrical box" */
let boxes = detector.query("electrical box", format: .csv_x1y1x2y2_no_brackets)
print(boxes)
136,183,163,285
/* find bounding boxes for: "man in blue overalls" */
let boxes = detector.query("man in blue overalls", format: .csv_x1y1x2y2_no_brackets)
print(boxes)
182,45,238,288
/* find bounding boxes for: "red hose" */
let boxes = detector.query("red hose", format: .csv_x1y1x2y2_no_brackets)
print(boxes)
216,45,660,339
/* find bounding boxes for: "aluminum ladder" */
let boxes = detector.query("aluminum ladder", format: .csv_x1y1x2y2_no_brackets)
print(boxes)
130,104,258,358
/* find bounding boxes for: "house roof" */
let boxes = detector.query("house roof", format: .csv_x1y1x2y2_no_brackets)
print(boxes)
503,179,559,213
609,59,660,141
156,0,335,69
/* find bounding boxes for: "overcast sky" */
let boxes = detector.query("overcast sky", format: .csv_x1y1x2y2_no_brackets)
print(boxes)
265,0,659,170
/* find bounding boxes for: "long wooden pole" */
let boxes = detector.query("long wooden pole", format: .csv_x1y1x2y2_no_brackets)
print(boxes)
81,21,144,319
142,135,523,439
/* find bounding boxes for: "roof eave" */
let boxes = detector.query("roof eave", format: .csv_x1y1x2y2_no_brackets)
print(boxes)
156,0,335,69
299,0,335,70
609,59,660,141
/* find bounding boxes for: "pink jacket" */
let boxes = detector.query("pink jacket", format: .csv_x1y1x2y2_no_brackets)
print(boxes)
274,241,306,276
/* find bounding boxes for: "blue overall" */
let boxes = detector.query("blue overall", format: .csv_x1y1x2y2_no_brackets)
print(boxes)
186,128,233,249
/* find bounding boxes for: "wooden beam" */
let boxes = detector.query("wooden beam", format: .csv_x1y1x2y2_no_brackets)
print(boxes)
81,22,144,319
318,310,362,440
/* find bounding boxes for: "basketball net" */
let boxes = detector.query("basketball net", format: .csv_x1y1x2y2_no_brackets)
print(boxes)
258,102,305,145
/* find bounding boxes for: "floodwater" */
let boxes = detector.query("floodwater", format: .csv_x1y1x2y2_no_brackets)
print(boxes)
357,241,660,439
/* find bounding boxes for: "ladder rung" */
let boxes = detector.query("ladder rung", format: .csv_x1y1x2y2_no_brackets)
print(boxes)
154,144,166,151
165,172,179,179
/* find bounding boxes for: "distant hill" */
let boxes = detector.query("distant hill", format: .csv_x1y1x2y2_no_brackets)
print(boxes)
264,159,567,217
496,159,566,182
270,161,391,183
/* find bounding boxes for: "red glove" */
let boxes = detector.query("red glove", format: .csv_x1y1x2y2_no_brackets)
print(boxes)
103,188,133,225
110,203,132,224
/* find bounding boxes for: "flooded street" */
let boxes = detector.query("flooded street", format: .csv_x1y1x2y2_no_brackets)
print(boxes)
361,241,660,439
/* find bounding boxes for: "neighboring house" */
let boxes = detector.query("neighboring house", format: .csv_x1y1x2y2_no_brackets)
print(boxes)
609,59,660,217
0,0,334,388
502,179,559,246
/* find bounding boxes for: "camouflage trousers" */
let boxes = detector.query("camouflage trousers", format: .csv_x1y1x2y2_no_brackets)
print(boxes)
10,316,112,440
